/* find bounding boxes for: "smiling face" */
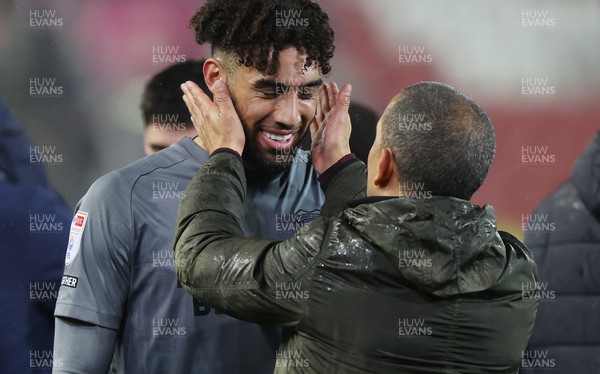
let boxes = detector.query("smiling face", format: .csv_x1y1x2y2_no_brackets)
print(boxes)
225,47,322,173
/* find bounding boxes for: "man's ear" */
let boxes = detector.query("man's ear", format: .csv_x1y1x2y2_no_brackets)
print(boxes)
203,58,226,95
374,147,396,188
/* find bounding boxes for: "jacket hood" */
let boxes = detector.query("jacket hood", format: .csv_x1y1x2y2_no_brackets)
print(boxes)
343,196,507,296
572,131,600,219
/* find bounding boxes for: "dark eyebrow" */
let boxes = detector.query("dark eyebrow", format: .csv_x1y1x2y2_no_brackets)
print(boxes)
252,78,323,90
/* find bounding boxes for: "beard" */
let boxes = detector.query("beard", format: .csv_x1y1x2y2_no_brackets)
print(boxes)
241,124,303,174
229,93,308,175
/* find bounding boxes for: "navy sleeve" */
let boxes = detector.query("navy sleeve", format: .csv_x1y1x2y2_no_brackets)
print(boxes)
0,181,71,373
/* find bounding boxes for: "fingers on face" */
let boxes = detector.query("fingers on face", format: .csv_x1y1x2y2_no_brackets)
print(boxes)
315,82,343,131
313,104,321,127
309,117,319,138
188,84,208,115
181,82,209,121
314,87,324,126
213,79,231,103
338,83,352,107
328,82,339,108
181,84,197,115
318,84,330,115
325,82,334,110
181,94,196,125
318,82,340,114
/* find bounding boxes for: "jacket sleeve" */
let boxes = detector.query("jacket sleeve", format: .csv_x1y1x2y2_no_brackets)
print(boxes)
174,152,330,327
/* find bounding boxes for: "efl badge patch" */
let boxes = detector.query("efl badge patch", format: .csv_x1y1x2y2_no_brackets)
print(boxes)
65,211,88,265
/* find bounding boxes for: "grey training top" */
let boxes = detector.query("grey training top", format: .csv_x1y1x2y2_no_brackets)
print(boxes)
55,137,324,373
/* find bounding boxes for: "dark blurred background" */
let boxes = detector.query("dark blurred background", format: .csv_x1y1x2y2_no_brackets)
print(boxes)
1,0,599,239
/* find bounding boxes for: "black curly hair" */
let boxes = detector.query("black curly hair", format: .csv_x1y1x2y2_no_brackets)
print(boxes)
190,0,335,76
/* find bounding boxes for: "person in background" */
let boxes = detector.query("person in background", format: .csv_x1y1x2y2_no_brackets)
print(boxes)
522,131,600,374
141,60,208,155
0,99,71,373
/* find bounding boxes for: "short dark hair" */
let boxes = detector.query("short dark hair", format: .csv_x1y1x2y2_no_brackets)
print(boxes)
189,0,335,76
382,82,496,200
140,59,210,128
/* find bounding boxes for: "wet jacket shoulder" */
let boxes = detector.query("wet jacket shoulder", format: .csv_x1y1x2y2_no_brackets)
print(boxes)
523,131,600,373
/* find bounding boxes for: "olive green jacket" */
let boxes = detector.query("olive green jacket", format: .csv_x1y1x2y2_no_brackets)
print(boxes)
174,152,538,374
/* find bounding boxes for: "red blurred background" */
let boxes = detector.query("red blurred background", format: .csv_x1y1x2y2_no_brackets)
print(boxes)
1,0,598,239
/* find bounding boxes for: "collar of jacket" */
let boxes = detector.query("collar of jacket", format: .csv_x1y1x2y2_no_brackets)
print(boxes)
347,196,394,208
572,130,600,219
341,196,508,296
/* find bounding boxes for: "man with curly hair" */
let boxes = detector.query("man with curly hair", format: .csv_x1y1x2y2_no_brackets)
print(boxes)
187,0,334,173
53,1,338,373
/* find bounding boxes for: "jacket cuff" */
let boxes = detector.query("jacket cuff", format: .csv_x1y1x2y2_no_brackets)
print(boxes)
212,147,242,162
318,153,358,191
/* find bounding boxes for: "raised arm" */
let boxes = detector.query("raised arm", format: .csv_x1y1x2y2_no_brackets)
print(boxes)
312,82,366,216
173,80,357,326
174,150,329,326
